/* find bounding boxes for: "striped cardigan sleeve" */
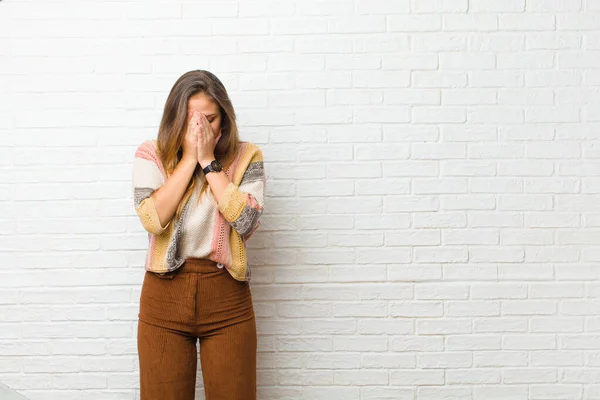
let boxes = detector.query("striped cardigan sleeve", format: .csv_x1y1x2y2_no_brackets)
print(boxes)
217,146,265,241
132,140,172,235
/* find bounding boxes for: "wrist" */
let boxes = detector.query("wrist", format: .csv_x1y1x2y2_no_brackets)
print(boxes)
181,156,199,169
199,157,215,169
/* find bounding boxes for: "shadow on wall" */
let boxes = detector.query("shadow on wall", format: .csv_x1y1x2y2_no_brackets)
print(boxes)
0,383,28,399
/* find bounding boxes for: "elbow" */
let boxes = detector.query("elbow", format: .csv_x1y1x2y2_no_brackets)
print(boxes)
242,219,262,241
230,205,263,239
135,195,171,235
216,181,265,239
140,218,170,235
137,210,171,235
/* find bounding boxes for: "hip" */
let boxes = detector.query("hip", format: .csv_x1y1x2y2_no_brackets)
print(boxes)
138,257,254,335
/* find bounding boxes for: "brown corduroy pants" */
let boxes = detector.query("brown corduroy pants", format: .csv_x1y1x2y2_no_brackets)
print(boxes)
137,257,256,400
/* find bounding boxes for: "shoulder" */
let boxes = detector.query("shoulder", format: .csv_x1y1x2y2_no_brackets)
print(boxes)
134,139,159,162
239,141,264,162
134,139,167,179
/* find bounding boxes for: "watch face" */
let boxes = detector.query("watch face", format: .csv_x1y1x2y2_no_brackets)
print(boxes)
211,160,222,171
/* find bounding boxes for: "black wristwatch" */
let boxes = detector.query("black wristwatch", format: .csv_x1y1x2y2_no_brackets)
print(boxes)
202,159,223,174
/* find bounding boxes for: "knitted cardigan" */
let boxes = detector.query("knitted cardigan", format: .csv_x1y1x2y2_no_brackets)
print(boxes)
132,139,265,281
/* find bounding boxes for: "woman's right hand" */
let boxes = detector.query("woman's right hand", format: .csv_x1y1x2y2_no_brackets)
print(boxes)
182,111,200,165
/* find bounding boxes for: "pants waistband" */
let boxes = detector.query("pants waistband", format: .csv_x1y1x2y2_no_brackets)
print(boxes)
174,258,222,274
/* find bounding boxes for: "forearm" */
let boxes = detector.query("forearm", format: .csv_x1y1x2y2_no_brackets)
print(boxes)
201,150,265,239
200,158,230,204
153,157,198,228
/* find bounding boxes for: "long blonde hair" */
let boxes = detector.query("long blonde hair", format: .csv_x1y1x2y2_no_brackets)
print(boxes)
155,70,241,221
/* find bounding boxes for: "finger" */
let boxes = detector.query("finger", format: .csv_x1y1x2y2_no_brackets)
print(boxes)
194,116,202,133
197,113,206,130
199,119,209,139
197,128,203,151
197,120,205,143
202,116,213,135
189,115,199,132
200,112,210,126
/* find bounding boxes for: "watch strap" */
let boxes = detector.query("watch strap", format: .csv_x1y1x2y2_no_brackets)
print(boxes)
202,159,221,174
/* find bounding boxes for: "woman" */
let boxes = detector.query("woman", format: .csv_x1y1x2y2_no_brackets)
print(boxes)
131,70,265,400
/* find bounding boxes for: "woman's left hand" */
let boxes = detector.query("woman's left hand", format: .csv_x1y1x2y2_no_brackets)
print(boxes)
196,113,222,167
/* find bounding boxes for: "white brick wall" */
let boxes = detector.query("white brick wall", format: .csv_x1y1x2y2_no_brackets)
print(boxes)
1,0,599,398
